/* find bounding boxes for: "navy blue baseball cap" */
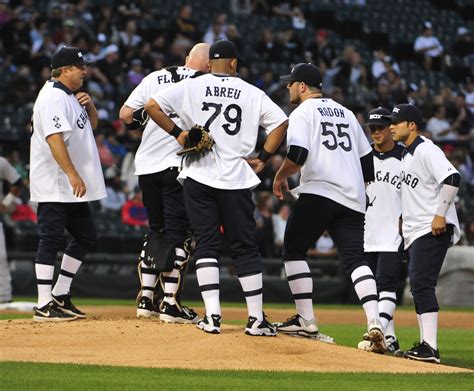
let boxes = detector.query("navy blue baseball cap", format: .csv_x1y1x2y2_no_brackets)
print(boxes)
209,40,238,59
51,46,91,68
390,103,423,128
365,107,391,126
280,63,323,88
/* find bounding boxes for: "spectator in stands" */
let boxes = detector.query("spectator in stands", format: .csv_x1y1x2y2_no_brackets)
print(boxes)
172,4,200,42
118,19,142,50
425,105,458,141
255,191,275,257
414,21,444,71
371,50,400,81
100,166,127,213
121,190,147,226
307,231,337,258
464,218,474,245
272,203,290,256
370,79,397,110
452,93,474,142
306,29,337,71
462,77,474,115
291,7,306,30
281,29,304,63
256,28,284,63
95,132,117,168
203,18,228,44
452,26,474,59
126,58,144,88
0,155,24,304
226,24,244,55
230,0,252,15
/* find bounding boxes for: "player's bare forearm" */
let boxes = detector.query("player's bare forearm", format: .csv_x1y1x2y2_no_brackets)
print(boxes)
273,157,300,199
144,98,175,132
262,120,288,153
119,105,134,125
46,134,78,177
46,133,86,197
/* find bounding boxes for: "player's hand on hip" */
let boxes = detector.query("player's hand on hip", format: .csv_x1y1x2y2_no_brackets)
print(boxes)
246,158,265,174
432,215,446,236
68,172,87,198
273,177,289,200
75,92,93,108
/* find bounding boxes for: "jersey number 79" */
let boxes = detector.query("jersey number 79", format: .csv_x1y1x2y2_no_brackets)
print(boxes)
202,101,242,135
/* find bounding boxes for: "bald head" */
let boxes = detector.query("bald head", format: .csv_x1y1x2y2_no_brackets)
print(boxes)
185,43,210,73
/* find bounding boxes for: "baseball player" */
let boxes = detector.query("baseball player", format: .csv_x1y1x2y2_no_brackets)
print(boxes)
30,46,106,322
358,107,404,354
145,40,288,335
273,63,386,353
0,156,23,304
390,103,461,364
119,43,210,323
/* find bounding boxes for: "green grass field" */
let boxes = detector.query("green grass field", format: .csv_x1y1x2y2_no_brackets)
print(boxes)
1,299,473,390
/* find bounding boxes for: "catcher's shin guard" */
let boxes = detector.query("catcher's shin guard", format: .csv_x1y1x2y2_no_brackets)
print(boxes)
136,233,161,305
158,237,192,307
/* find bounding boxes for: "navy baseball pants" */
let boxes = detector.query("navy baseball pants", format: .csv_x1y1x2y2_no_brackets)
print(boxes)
408,227,452,314
283,194,367,274
138,167,189,245
365,252,403,293
36,202,96,264
183,178,262,276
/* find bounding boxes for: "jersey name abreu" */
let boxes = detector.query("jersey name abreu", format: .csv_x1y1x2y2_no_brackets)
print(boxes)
205,86,241,99
153,73,287,190
125,66,199,176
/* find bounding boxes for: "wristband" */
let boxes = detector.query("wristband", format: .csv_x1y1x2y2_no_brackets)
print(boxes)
170,124,183,139
258,148,273,163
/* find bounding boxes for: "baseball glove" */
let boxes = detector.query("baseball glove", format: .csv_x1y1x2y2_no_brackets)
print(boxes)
177,125,214,157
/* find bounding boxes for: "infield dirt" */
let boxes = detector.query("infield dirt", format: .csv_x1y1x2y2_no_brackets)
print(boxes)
1,306,472,373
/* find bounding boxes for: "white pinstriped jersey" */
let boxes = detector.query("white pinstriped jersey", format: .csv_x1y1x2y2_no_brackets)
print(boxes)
400,136,460,248
364,144,404,252
287,98,372,213
125,66,199,175
30,80,106,203
154,73,287,190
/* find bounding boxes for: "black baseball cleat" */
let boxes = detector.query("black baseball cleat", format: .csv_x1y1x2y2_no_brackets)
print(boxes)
136,296,160,318
52,294,86,318
405,341,440,364
245,315,277,336
196,314,221,334
386,335,401,354
33,300,77,322
159,301,199,324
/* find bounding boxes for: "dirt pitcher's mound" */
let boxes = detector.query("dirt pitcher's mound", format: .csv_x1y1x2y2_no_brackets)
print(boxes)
0,315,471,373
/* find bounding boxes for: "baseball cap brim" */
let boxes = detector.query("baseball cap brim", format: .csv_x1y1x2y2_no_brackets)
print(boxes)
365,119,391,126
280,74,294,81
